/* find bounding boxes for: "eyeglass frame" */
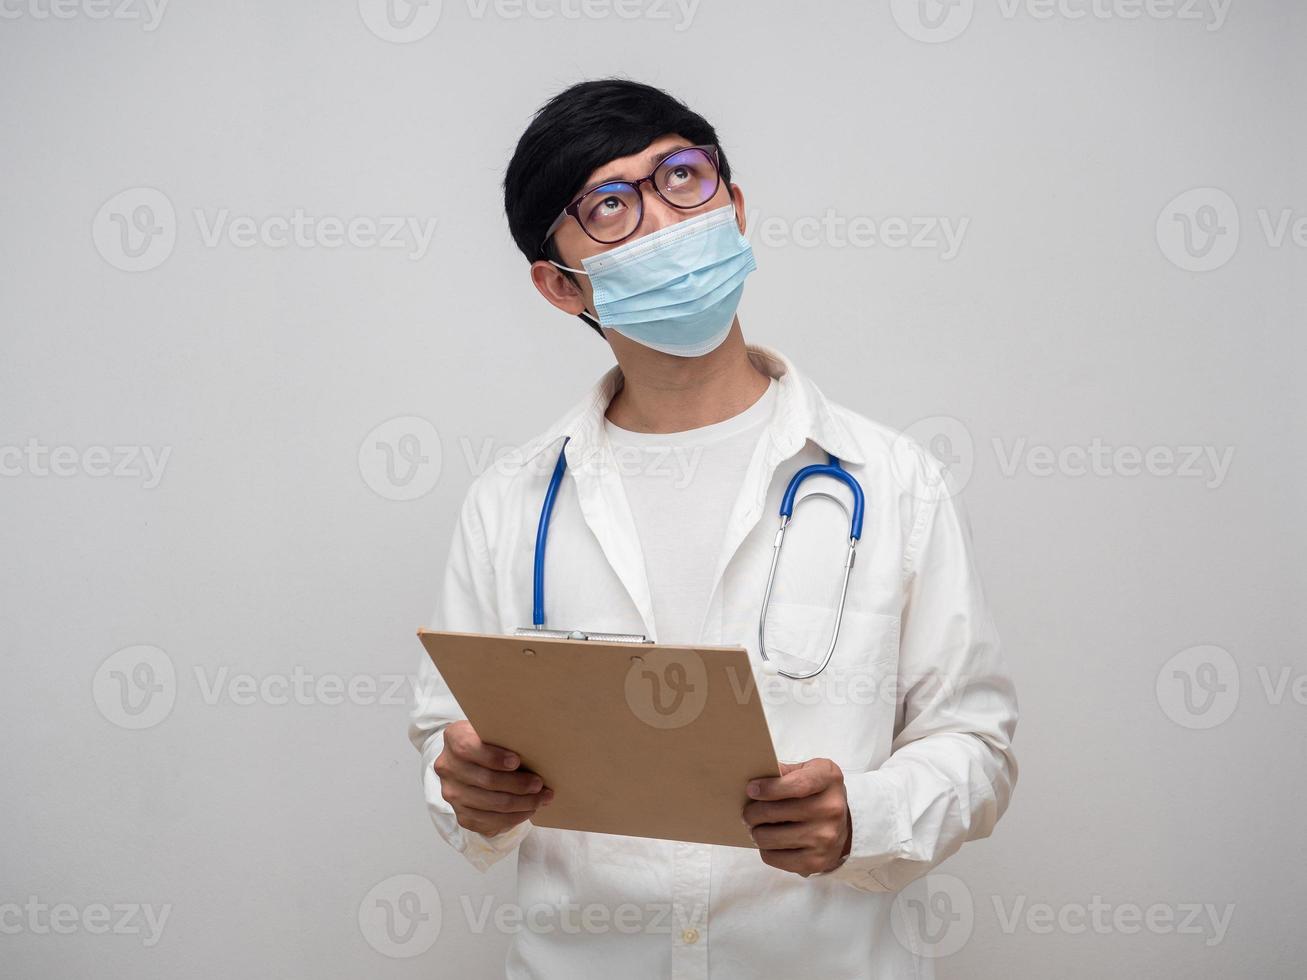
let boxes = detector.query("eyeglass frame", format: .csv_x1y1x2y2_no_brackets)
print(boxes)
537,143,723,260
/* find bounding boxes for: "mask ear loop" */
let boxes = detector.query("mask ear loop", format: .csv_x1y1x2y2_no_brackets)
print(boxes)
548,259,589,276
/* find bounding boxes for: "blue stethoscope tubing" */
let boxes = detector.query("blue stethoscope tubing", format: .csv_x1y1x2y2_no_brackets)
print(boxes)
530,435,866,679
532,436,573,630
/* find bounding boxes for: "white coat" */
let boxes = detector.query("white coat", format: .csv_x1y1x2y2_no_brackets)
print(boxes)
409,343,1019,979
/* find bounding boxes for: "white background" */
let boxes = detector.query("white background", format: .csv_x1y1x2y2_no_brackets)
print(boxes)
1,0,1303,977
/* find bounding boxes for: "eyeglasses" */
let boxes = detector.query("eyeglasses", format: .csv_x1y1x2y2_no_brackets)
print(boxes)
539,144,722,258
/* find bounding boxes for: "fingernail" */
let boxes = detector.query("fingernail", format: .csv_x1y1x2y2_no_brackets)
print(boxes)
746,782,760,798
529,778,543,792
505,755,519,768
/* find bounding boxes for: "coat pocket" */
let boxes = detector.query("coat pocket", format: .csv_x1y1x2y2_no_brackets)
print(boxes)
757,600,901,770
759,599,899,677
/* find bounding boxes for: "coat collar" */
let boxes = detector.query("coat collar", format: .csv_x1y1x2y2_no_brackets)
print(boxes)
520,343,866,472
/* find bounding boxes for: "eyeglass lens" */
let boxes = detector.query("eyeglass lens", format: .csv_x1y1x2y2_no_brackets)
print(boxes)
577,147,719,244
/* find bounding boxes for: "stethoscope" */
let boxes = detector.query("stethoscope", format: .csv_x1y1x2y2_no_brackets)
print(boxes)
516,435,865,680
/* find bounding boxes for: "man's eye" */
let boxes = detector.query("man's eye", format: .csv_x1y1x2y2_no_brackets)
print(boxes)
588,197,626,223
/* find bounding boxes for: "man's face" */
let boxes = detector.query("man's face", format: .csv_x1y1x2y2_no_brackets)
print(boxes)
532,133,745,324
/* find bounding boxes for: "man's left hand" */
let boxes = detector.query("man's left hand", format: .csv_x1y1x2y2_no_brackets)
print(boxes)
742,758,852,876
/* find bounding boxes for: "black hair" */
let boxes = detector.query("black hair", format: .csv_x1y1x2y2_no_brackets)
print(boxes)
502,76,733,338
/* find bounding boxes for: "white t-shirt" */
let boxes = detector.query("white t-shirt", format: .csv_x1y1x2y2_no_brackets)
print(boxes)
603,377,778,644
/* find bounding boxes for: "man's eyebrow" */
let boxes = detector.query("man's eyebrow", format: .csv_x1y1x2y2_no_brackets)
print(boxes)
573,144,693,199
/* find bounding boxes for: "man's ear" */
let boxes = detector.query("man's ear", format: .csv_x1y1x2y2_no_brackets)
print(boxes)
530,258,591,319
729,182,747,236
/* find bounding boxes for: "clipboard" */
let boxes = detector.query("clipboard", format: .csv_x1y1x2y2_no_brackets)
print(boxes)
417,628,782,848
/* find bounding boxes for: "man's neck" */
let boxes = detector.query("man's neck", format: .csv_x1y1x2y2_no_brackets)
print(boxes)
603,325,771,434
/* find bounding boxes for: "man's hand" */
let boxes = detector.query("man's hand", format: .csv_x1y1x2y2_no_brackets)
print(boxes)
434,720,553,838
742,758,852,877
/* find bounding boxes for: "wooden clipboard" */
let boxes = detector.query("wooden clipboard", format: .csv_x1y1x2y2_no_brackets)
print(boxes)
417,628,781,848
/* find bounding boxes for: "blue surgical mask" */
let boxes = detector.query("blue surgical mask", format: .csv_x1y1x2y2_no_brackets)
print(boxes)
549,203,757,357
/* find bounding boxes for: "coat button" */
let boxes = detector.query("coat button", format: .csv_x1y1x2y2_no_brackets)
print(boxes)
681,927,700,945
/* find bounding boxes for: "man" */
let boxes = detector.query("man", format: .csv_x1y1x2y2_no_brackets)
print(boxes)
408,78,1018,978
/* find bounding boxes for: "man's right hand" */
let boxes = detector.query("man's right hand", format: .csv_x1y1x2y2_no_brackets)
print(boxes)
434,720,553,837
